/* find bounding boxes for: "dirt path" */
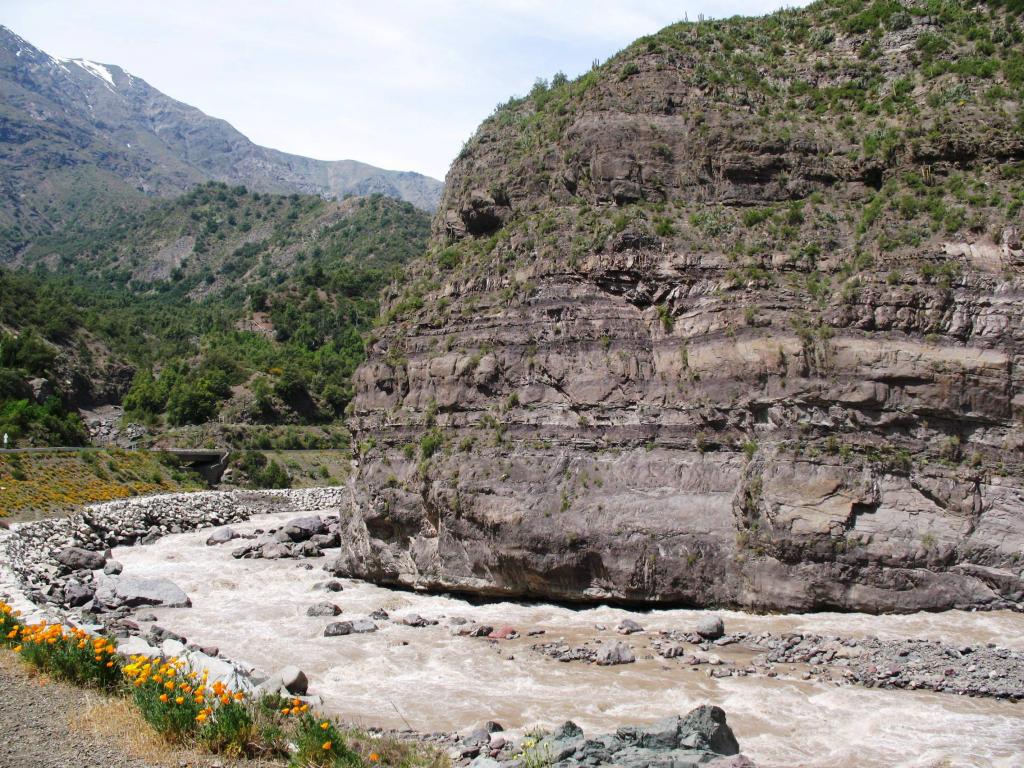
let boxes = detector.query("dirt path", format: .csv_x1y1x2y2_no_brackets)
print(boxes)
0,652,155,768
0,651,277,768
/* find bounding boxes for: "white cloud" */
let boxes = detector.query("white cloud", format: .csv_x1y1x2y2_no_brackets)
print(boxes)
2,0,803,179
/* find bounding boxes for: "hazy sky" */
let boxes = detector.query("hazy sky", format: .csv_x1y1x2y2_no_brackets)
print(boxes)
2,1,801,180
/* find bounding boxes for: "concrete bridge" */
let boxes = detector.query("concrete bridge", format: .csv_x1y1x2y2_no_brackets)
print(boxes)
160,450,230,485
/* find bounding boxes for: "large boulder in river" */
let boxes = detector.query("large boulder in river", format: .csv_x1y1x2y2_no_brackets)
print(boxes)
678,705,740,755
282,515,327,542
95,576,191,609
55,546,106,572
307,602,342,617
206,527,240,546
324,621,354,637
696,615,725,640
260,541,293,559
595,641,635,666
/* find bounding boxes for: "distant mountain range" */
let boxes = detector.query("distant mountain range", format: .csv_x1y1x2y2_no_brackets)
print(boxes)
0,26,443,256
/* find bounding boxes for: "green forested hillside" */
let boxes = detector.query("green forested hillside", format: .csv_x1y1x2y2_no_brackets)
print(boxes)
0,184,430,446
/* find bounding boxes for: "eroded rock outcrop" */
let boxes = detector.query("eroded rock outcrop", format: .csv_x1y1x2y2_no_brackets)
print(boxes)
339,2,1024,612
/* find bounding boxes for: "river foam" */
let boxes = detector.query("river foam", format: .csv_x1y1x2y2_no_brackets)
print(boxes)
114,511,1024,768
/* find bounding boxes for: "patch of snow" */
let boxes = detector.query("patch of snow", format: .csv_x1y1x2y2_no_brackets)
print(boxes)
70,58,117,91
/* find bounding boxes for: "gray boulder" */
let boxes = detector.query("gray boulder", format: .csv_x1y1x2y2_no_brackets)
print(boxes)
103,560,123,575
231,544,256,559
283,515,327,542
96,576,191,608
260,541,293,560
595,641,635,665
552,721,583,739
696,615,725,640
678,705,740,755
324,621,354,637
206,527,240,546
63,582,94,607
55,546,106,571
349,618,378,633
297,540,323,558
278,665,308,695
617,618,644,634
307,602,342,617
311,532,340,549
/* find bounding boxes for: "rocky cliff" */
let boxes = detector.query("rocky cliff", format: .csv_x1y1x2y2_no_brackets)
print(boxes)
337,0,1024,613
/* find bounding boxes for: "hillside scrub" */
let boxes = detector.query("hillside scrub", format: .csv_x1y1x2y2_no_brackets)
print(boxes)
0,450,204,521
0,185,430,445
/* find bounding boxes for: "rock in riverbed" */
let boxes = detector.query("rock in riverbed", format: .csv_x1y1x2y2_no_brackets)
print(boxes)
282,515,327,542
325,621,354,637
696,615,725,640
617,619,644,635
95,575,191,609
55,546,106,572
595,641,635,666
307,602,342,617
206,527,240,546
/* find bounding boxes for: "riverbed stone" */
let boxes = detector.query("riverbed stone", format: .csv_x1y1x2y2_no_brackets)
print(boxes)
63,581,94,607
95,576,191,609
278,666,309,695
552,721,583,740
206,527,240,546
55,546,106,572
349,618,378,633
679,705,740,755
260,541,293,560
595,641,635,665
324,621,354,637
283,515,327,542
307,602,342,617
617,619,644,634
696,616,725,640
297,540,323,558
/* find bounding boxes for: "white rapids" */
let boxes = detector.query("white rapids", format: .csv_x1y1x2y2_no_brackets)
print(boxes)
113,512,1024,768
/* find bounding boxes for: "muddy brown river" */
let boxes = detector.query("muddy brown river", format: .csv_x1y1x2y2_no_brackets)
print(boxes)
114,512,1024,768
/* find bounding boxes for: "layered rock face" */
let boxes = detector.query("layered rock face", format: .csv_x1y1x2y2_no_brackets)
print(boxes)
339,2,1024,612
